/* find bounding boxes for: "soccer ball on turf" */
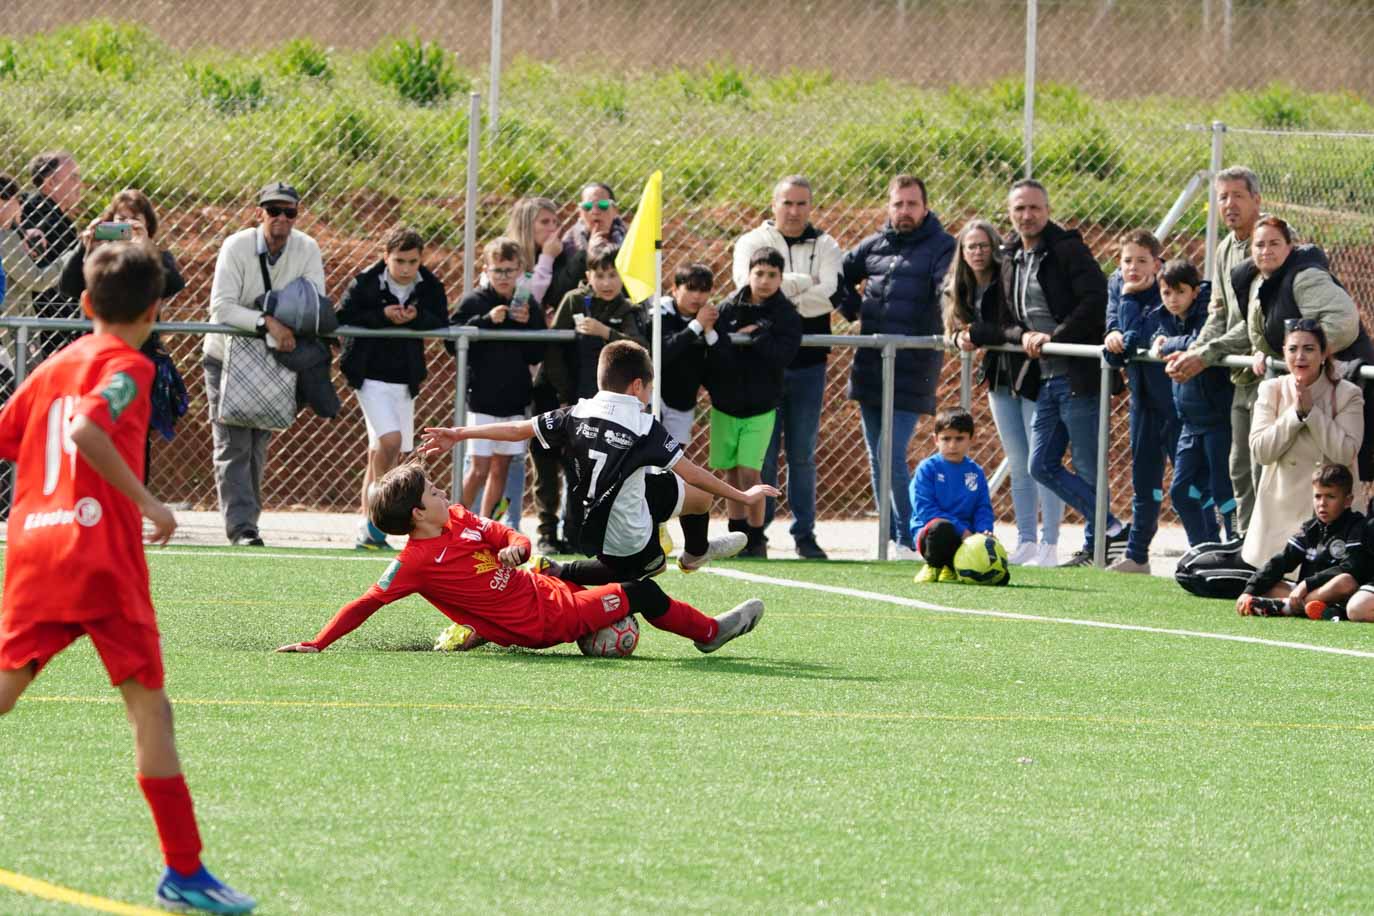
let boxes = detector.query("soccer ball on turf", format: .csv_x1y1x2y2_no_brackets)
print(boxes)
952,535,1011,586
577,615,640,657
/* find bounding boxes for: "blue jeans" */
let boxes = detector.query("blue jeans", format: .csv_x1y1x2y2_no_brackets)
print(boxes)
1029,375,1118,551
1125,400,1180,563
761,363,827,541
1172,425,1236,546
859,401,921,548
987,388,1062,547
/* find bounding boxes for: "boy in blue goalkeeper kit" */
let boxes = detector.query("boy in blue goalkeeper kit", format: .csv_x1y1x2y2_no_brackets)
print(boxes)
909,408,995,582
1102,230,1183,574
1151,259,1236,545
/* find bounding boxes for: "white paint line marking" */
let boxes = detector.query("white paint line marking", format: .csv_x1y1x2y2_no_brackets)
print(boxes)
703,567,1374,661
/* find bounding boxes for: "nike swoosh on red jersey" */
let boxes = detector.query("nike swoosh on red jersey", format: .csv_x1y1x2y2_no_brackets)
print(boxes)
435,547,448,563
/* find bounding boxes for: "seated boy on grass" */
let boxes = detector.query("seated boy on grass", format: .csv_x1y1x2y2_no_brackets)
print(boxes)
1237,463,1365,620
421,340,777,585
275,464,763,655
909,408,997,583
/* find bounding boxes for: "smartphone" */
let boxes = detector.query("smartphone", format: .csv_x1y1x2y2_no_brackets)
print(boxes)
93,222,133,241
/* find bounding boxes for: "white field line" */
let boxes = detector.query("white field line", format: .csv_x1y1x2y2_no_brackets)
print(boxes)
702,567,1374,661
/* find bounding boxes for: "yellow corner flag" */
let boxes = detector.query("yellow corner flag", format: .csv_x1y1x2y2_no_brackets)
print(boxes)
615,170,662,303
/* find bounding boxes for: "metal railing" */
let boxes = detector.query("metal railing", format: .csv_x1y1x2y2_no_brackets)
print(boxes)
11,314,1353,567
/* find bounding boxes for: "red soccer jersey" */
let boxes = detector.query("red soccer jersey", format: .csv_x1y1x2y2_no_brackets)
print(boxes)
0,334,155,625
308,504,583,650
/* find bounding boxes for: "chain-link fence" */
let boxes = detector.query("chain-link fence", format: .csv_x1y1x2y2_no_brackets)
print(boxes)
3,1,1374,534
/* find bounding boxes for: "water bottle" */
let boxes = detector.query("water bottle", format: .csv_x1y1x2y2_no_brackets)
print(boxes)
511,272,534,310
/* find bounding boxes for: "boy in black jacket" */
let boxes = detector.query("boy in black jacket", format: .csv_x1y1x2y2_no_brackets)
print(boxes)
337,225,449,550
1238,464,1364,619
705,247,803,558
451,237,547,521
657,262,716,447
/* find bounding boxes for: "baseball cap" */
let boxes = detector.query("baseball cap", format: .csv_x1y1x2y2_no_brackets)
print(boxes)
258,182,301,206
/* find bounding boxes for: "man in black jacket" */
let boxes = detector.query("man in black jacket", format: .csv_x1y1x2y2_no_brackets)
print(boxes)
1003,179,1126,567
337,226,450,549
704,248,803,558
21,151,82,361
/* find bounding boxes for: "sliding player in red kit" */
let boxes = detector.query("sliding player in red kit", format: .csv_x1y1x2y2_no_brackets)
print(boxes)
276,465,763,655
0,243,254,914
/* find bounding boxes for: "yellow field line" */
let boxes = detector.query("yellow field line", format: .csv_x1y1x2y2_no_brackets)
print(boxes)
26,693,1374,735
0,867,162,915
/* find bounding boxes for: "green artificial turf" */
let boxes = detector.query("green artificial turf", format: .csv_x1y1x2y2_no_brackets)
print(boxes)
4,547,1374,913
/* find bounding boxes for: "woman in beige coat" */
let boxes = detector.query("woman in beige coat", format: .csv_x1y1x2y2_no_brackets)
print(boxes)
1242,319,1364,567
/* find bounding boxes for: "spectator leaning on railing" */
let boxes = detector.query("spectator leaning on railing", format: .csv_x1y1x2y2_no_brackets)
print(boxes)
946,218,1063,568
205,181,325,547
1003,178,1127,567
732,175,840,561
1164,166,1263,537
337,225,449,551
838,174,956,559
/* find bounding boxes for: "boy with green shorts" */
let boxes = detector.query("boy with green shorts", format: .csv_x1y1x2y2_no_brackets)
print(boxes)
705,247,803,558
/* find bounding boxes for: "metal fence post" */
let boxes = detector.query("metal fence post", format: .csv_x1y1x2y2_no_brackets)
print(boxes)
451,333,470,503
463,91,481,295
959,349,973,410
877,341,896,561
488,0,503,139
1092,357,1112,568
13,326,27,385
1022,0,1038,178
1204,120,1225,282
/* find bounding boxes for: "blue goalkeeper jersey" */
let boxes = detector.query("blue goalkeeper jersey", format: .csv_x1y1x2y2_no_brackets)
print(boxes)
909,454,995,541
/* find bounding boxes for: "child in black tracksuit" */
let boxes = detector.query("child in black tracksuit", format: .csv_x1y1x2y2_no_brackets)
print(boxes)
704,247,803,557
1239,463,1364,619
656,262,716,449
1153,261,1236,545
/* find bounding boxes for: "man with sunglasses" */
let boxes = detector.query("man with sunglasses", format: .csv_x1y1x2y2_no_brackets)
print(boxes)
205,181,325,546
532,182,629,555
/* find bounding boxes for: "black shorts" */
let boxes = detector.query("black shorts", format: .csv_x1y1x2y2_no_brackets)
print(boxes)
599,471,683,580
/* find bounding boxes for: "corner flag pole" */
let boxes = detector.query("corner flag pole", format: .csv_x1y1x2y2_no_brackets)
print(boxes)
652,241,663,418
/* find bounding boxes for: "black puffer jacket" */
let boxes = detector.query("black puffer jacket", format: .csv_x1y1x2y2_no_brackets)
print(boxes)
451,285,547,416
337,261,449,397
704,287,803,418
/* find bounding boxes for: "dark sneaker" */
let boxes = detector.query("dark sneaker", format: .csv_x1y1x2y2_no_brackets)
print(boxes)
693,599,765,653
536,537,563,555
232,531,264,548
1237,595,1287,617
155,864,255,913
740,539,768,559
1059,548,1094,567
794,537,829,560
1105,525,1131,562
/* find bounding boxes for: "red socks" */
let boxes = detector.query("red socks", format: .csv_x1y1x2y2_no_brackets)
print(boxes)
647,599,718,643
137,773,203,876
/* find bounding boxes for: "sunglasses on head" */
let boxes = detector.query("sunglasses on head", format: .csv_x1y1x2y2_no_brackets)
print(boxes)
1284,318,1322,334
264,205,298,219
579,199,615,211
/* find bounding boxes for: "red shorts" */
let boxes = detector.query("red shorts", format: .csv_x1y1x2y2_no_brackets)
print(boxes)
544,583,632,645
0,614,164,689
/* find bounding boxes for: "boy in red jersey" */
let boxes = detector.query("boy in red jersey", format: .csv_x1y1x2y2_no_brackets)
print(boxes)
275,463,764,655
0,242,254,915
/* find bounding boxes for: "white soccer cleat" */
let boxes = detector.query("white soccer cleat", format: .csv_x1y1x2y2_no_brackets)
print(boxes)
693,598,764,654
1006,542,1039,565
678,532,748,573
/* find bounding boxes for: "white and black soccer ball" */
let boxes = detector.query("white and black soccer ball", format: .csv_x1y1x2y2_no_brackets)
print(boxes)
952,535,1011,586
577,615,640,657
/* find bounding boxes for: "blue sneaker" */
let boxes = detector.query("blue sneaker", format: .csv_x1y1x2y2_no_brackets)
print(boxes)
155,865,256,914
354,518,391,551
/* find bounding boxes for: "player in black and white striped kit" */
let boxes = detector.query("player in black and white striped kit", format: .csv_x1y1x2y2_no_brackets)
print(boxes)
422,341,776,583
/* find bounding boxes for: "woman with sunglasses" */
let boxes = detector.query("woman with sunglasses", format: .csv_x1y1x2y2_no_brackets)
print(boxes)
943,218,1062,567
1242,318,1363,569
1238,215,1374,483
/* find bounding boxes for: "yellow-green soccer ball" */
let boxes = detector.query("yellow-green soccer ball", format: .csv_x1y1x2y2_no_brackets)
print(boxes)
952,535,1010,586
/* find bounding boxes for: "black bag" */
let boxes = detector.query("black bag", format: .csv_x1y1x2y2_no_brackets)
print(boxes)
1174,540,1254,600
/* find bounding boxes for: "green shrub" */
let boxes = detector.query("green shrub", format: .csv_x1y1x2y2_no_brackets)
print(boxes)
404,204,460,247
764,68,834,102
187,63,266,114
368,37,467,106
273,38,334,82
310,103,383,161
1235,82,1310,129
676,63,751,104
1040,123,1122,179
52,19,162,81
0,40,20,80
574,77,629,122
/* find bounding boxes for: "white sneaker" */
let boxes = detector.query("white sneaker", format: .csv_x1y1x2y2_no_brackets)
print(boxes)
693,599,765,653
1025,543,1058,567
1007,542,1039,565
889,542,920,561
679,532,748,573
